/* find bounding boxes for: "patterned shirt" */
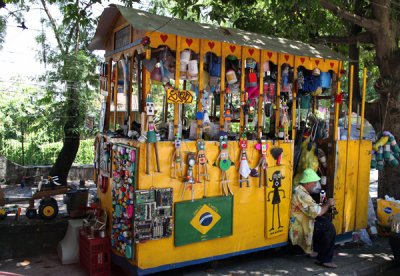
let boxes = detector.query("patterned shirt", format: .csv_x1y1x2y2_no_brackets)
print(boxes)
289,185,321,254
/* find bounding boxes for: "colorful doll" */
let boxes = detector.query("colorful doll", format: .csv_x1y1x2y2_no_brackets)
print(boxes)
201,90,211,130
213,133,234,196
181,152,196,200
145,95,161,174
171,134,184,178
238,134,251,187
281,100,290,142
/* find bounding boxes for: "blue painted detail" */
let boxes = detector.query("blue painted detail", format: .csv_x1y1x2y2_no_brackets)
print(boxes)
384,207,392,214
199,212,213,226
128,242,288,275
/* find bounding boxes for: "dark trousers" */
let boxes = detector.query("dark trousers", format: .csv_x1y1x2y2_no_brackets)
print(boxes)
313,216,336,263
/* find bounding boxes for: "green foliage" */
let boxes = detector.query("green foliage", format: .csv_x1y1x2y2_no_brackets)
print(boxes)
1,138,94,165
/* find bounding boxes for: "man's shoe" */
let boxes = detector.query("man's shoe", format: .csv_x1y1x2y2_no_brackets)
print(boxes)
321,262,337,268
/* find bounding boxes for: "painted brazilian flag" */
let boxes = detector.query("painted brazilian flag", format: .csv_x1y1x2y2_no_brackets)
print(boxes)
175,196,233,246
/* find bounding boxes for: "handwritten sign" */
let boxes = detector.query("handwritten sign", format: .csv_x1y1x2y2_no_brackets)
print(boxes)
167,89,194,104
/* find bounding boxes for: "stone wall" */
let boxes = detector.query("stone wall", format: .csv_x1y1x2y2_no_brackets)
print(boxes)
0,155,93,185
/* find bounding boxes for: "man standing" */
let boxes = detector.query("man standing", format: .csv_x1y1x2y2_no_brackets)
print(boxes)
289,168,337,268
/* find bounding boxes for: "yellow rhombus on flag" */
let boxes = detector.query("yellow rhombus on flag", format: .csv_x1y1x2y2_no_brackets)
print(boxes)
190,204,221,235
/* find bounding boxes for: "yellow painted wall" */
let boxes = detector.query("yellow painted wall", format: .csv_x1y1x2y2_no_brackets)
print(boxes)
96,138,293,269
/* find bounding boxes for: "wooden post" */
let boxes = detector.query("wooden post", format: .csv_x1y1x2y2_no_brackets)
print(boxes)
113,60,118,131
359,68,367,140
104,59,112,132
291,60,297,140
333,61,342,141
257,52,265,138
240,47,245,134
174,37,182,136
347,65,354,141
197,40,205,138
275,54,281,134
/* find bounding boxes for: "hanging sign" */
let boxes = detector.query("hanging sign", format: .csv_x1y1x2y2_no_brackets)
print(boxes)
167,88,194,104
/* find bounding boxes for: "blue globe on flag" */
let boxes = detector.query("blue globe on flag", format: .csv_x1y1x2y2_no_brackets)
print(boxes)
199,212,213,226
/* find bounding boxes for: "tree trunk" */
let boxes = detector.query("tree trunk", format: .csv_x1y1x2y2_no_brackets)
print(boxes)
49,85,80,184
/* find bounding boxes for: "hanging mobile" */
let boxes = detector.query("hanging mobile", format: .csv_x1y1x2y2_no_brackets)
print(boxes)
171,134,184,178
213,132,234,196
238,133,251,187
196,139,209,197
145,95,161,174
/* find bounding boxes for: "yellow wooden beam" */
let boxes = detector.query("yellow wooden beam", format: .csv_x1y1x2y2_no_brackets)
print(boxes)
196,40,205,139
347,65,354,142
258,52,265,138
359,67,367,140
291,60,297,140
333,61,342,141
174,37,182,136
240,48,245,134
275,54,281,134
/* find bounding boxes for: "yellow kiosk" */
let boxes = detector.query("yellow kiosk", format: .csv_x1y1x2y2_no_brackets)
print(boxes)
89,5,371,274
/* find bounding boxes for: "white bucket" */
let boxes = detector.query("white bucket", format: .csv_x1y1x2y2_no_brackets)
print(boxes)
180,50,191,64
180,62,187,80
187,59,198,80
226,70,237,84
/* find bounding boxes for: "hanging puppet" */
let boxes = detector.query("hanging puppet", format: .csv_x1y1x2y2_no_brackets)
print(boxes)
196,139,209,182
145,95,161,174
171,134,184,178
238,134,251,188
267,170,286,231
201,90,212,131
281,100,290,142
254,137,268,188
181,152,196,200
213,133,234,196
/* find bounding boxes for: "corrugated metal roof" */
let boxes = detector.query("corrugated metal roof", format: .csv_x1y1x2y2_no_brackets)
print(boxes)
89,4,344,61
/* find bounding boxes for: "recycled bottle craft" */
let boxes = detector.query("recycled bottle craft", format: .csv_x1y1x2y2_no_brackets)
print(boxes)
253,137,269,188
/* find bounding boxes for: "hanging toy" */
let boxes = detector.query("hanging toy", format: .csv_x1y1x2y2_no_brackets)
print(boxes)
171,134,184,179
223,87,233,132
181,152,197,200
254,137,269,188
202,90,212,131
238,134,251,188
281,100,290,142
144,95,161,174
196,139,209,197
213,133,234,196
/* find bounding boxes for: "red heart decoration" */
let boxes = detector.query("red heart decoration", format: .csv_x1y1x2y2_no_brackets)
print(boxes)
208,41,215,49
267,52,273,58
315,60,320,66
300,57,305,64
330,62,334,68
229,45,236,52
248,49,254,56
186,38,193,46
284,54,289,61
160,34,168,43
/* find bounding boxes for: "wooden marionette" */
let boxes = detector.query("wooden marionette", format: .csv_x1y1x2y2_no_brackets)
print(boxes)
281,100,290,142
181,152,196,200
242,91,250,132
238,134,251,188
171,134,184,179
213,133,234,196
145,95,161,174
196,139,209,183
255,137,269,188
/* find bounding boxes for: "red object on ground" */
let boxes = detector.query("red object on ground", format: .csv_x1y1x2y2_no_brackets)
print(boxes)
79,230,111,276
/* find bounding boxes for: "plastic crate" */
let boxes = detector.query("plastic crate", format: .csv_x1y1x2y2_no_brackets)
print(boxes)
79,231,111,276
